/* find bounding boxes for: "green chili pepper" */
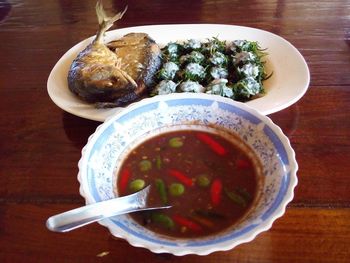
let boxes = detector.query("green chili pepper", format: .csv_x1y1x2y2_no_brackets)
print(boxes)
236,187,252,201
156,155,162,169
225,188,247,207
169,183,185,196
151,213,174,229
129,179,145,192
155,178,168,204
139,160,152,172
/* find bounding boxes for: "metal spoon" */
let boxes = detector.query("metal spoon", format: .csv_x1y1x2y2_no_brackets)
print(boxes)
46,185,170,232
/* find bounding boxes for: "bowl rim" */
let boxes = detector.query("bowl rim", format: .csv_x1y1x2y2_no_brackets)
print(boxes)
77,93,298,256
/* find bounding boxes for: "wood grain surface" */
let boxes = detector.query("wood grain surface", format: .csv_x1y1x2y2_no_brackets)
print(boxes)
0,0,349,262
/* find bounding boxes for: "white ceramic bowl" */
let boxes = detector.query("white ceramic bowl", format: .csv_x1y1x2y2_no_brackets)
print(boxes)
78,93,298,256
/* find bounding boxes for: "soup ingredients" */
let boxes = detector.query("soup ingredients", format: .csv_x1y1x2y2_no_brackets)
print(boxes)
152,37,270,101
168,137,184,148
168,169,194,187
119,168,131,195
169,183,185,196
210,179,223,206
129,179,146,192
236,158,252,169
67,1,161,108
197,174,211,187
155,179,168,205
117,130,262,238
172,215,202,232
151,213,174,230
196,132,227,155
156,155,162,169
139,160,152,172
225,188,247,207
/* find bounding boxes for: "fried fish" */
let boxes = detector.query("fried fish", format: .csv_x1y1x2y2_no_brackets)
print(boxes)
67,1,161,108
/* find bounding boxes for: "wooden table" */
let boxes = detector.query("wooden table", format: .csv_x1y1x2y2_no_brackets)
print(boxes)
1,0,349,262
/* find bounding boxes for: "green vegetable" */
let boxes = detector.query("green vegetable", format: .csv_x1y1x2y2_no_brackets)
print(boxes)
202,37,226,55
139,160,152,172
232,77,262,100
129,179,145,192
152,37,270,102
179,51,205,64
151,213,174,229
225,188,247,207
153,80,177,96
156,155,162,169
155,178,168,204
168,137,184,148
210,66,228,79
236,187,252,201
169,183,185,196
158,61,179,80
161,42,182,62
183,39,201,50
209,51,228,66
197,174,211,187
232,40,266,54
183,63,206,81
179,81,204,93
206,79,233,98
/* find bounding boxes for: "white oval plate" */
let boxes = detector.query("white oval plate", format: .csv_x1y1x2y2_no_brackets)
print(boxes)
47,24,310,122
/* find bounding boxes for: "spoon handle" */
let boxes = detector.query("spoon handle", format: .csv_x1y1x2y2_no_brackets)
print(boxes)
46,186,166,232
46,196,141,232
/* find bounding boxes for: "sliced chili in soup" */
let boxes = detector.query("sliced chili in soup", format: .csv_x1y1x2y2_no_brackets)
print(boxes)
116,130,262,238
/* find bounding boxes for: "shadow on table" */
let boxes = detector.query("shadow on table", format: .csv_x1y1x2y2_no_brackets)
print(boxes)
0,0,11,23
62,112,100,149
268,104,300,137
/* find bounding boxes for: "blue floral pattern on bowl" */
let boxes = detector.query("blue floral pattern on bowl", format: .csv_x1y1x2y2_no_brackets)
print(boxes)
78,93,298,256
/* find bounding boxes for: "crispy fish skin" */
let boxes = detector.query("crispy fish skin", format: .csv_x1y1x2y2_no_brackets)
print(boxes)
68,41,135,103
105,33,161,107
67,1,161,108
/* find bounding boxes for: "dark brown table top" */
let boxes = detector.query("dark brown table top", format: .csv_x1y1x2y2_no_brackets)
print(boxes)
1,0,349,262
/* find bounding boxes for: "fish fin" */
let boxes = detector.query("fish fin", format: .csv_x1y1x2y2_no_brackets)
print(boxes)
95,1,128,43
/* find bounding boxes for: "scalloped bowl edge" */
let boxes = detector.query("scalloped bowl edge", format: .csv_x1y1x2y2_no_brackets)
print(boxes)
77,93,298,256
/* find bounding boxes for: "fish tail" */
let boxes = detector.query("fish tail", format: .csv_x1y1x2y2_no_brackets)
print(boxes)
94,0,127,43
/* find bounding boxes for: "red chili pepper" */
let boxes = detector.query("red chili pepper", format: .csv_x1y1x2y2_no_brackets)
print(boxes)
119,168,131,195
172,215,202,232
210,179,223,206
196,133,227,155
236,159,251,169
168,169,193,187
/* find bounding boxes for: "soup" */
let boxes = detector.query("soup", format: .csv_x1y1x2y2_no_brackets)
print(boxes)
116,129,263,238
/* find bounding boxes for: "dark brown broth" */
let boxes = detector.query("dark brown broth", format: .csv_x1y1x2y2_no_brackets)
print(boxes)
116,129,262,238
